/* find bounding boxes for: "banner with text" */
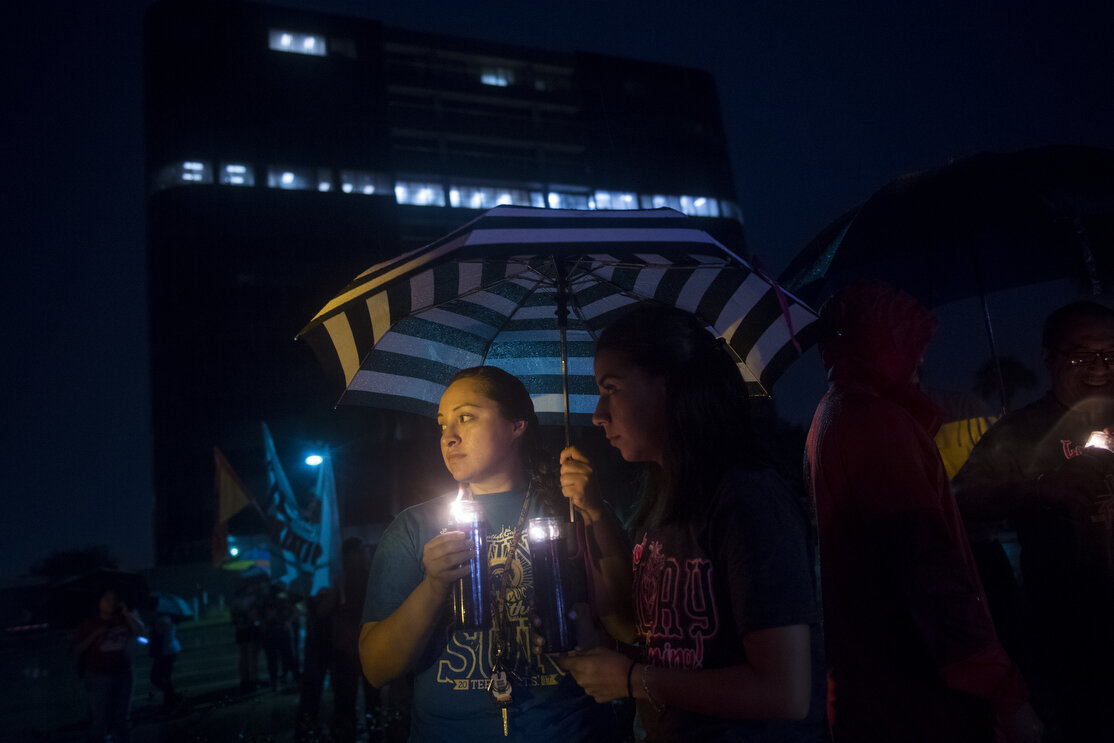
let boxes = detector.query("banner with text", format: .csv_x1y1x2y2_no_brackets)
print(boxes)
262,422,340,595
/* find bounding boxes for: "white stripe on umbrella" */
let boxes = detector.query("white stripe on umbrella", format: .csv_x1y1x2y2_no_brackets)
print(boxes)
419,306,500,335
676,267,724,313
714,272,775,330
349,370,444,403
491,355,596,377
375,333,483,369
524,392,599,417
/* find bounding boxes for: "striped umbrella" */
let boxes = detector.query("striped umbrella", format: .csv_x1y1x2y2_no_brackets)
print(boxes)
298,206,819,433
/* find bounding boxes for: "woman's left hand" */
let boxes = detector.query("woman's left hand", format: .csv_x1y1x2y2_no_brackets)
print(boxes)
557,647,632,703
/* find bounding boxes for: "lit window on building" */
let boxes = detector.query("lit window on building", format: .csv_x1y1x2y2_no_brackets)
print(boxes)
480,67,515,87
680,195,720,217
219,163,254,187
448,185,536,210
640,194,682,211
395,181,446,207
339,170,390,195
154,161,214,190
267,165,314,190
593,191,638,210
182,161,205,181
180,161,212,184
268,29,327,57
547,191,591,210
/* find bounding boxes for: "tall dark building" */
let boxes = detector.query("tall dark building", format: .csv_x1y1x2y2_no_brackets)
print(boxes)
144,0,744,564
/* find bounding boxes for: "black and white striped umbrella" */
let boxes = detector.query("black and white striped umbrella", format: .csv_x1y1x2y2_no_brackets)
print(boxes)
298,206,819,429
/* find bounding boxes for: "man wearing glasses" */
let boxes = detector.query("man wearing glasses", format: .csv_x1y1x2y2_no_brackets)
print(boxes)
954,301,1114,742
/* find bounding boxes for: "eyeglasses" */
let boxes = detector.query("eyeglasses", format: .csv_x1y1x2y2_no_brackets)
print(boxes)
1054,349,1114,367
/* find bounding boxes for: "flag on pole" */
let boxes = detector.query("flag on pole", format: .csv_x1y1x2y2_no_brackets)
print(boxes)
262,422,340,594
215,447,252,520
312,446,342,595
212,447,253,567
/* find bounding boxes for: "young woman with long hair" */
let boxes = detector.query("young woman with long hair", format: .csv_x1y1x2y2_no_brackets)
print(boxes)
558,306,825,742
359,366,622,741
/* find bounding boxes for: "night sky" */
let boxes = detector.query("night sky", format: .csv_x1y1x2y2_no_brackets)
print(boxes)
5,0,1113,582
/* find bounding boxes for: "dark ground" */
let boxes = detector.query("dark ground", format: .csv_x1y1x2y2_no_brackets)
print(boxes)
4,616,400,743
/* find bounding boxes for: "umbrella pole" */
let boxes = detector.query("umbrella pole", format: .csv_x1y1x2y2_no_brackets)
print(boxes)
980,294,1009,416
555,260,574,522
561,326,574,522
973,251,1009,416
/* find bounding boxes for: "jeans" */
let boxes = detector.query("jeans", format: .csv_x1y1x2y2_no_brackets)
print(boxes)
83,669,134,742
150,653,178,702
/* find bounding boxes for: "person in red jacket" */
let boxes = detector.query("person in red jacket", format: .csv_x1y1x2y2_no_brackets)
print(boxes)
804,282,1040,742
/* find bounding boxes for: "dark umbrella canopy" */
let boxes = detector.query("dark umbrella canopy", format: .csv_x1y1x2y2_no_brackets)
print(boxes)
298,206,820,427
781,145,1114,308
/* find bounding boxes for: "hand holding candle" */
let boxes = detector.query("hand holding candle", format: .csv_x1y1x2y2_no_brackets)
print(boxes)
421,530,476,596
557,648,635,704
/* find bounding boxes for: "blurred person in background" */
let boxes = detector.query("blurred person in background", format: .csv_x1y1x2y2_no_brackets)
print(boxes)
73,588,146,742
148,610,182,711
331,537,380,742
954,300,1114,741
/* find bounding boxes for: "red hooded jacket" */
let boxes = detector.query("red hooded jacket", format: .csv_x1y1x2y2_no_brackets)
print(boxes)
805,283,1026,742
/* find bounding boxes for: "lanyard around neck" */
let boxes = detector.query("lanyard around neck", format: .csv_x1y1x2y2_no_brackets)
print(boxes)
489,483,533,669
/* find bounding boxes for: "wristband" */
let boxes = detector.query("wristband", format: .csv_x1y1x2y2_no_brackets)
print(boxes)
641,663,666,711
626,659,637,699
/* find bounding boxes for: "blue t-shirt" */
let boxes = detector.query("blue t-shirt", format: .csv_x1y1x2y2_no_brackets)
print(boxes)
364,488,619,742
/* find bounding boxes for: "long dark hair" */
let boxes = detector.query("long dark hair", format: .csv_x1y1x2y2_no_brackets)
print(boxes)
595,306,772,529
447,366,563,514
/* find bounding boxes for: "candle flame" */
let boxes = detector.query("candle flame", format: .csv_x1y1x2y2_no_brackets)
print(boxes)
1085,430,1114,453
449,484,477,525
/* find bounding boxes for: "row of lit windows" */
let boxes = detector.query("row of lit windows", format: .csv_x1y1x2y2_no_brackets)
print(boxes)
154,160,737,218
270,28,563,92
268,30,326,57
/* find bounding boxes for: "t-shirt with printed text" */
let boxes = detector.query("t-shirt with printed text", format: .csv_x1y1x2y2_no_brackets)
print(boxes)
632,467,824,743
364,488,619,742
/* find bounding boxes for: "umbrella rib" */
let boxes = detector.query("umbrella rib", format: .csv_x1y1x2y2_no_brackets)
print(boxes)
381,258,560,360
412,263,556,321
475,263,557,362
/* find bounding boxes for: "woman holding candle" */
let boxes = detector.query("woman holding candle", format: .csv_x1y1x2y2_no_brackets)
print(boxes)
557,306,826,742
359,366,623,741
